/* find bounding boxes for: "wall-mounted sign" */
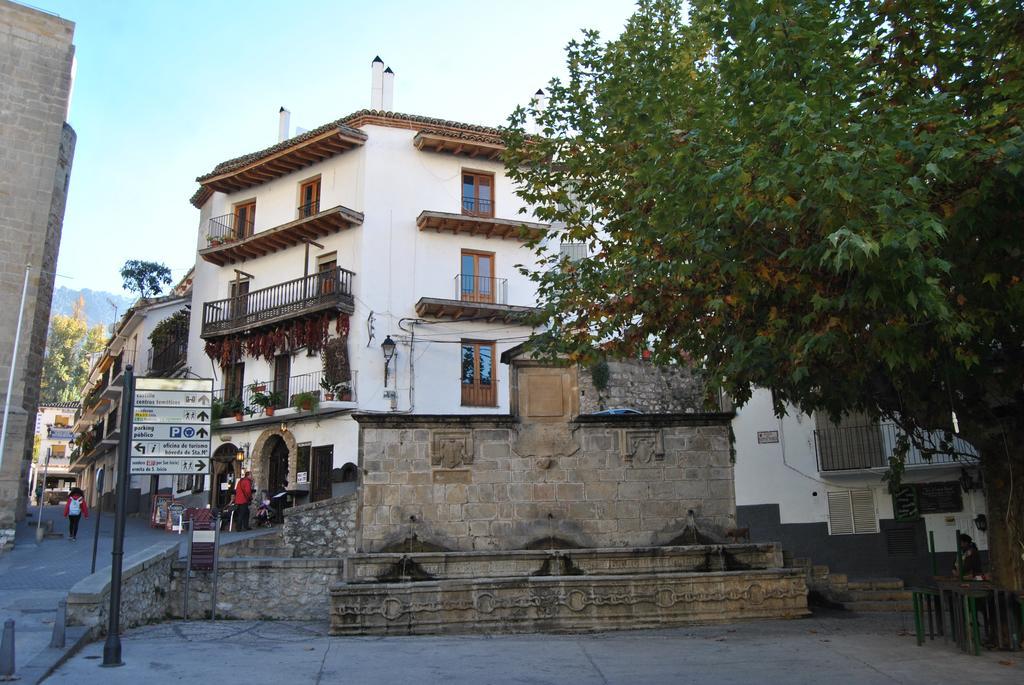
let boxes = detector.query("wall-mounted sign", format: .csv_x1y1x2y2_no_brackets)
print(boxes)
916,481,963,514
296,471,308,484
757,430,780,444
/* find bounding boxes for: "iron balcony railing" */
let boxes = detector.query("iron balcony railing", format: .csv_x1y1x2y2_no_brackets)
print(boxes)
148,326,189,377
298,200,321,219
201,266,355,337
207,213,255,243
216,369,357,415
814,422,980,472
461,196,493,218
455,274,508,304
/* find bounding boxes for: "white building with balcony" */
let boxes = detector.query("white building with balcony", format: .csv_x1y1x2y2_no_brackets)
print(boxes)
30,403,78,505
733,388,988,585
71,274,193,513
186,59,547,508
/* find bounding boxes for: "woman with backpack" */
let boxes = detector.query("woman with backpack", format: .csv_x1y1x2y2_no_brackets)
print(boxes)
64,487,88,541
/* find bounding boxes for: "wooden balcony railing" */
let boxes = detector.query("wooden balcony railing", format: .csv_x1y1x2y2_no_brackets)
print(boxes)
201,266,354,338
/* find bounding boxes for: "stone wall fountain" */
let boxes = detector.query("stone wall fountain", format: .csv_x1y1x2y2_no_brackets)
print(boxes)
328,349,808,634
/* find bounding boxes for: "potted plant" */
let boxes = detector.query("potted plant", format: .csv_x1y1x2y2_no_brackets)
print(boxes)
337,380,352,402
222,397,245,421
293,391,318,412
208,236,223,248
319,377,337,401
250,389,282,417
211,397,225,423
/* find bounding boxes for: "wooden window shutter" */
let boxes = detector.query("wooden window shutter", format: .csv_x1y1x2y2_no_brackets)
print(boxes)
851,489,878,534
827,491,854,535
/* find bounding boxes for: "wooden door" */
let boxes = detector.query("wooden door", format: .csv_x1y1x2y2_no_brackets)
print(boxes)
267,436,290,494
233,201,255,238
311,445,333,502
299,178,321,217
460,250,495,303
273,354,291,408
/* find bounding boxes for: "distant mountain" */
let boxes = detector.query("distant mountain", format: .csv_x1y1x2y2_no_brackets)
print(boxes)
49,286,136,329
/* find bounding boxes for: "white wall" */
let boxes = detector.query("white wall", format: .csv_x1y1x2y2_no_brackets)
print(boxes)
733,387,988,553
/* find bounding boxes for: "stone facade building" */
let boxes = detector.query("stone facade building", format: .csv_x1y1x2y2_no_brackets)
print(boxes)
0,1,76,550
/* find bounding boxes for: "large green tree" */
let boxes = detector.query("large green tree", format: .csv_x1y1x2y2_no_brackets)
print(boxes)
40,297,108,403
505,0,1024,587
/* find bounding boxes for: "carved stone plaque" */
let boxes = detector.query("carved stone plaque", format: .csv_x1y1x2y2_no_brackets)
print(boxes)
622,429,664,465
431,430,474,469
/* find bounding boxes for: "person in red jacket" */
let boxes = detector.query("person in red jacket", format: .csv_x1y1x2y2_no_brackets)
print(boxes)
234,471,253,531
63,487,88,541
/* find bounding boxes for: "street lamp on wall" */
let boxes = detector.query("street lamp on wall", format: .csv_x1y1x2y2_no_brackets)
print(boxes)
381,335,396,387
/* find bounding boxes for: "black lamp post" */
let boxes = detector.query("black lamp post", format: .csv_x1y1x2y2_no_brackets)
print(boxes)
381,335,396,387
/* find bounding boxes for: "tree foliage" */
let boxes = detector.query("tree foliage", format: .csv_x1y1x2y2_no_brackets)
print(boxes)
119,260,172,298
40,297,108,403
505,0,1024,584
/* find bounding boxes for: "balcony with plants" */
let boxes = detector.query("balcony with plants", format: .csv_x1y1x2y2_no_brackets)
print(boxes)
211,369,357,427
201,266,355,340
199,203,364,267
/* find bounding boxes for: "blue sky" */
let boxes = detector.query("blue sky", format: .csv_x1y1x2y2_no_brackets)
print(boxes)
31,0,637,294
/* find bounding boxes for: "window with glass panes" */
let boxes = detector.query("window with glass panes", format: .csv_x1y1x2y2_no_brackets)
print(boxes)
461,171,494,217
461,340,496,406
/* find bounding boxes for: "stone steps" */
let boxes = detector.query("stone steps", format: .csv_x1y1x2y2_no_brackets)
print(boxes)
220,530,294,559
842,578,912,612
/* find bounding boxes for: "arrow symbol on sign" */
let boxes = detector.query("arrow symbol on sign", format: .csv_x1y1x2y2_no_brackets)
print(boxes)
196,427,209,438
198,395,210,405
196,410,209,421
194,461,205,472
134,443,146,454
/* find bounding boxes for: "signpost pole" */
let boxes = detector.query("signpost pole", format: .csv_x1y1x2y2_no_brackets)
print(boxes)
90,468,105,574
211,512,220,621
183,517,192,620
101,366,135,668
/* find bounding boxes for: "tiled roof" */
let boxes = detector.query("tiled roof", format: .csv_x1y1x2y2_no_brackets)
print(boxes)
191,109,510,206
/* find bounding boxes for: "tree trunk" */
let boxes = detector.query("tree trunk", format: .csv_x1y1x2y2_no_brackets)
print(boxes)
979,431,1024,591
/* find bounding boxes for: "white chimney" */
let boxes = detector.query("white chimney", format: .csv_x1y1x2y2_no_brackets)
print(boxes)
370,56,385,109
531,89,547,134
382,67,395,111
278,107,291,142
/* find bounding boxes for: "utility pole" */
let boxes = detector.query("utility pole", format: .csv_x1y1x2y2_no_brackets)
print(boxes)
0,265,31,472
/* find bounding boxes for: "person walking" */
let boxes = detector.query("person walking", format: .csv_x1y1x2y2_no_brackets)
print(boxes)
234,470,254,531
63,487,88,541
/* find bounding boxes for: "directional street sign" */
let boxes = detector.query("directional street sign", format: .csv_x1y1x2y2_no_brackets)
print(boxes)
130,378,213,474
130,458,210,475
132,423,210,442
134,406,211,424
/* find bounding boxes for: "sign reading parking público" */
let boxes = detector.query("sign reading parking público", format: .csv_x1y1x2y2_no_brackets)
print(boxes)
130,378,213,475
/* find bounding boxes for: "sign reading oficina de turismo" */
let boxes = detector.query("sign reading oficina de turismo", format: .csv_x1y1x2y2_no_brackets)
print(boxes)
130,378,214,475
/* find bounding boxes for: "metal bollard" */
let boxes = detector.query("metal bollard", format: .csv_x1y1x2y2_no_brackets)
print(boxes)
0,619,14,677
50,598,67,648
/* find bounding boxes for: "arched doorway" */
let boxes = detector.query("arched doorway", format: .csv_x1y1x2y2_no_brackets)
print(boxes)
210,443,239,508
267,435,290,494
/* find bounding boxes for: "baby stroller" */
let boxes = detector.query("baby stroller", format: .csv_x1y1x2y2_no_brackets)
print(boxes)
254,498,273,528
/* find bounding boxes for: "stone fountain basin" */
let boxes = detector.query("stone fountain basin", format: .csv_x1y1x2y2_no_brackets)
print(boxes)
344,543,785,583
329,567,809,635
330,543,807,635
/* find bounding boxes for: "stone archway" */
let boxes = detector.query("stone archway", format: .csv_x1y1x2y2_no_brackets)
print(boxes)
251,427,298,498
210,443,240,508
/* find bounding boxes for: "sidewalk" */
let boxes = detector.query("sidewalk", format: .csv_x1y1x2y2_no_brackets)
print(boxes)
0,504,262,682
45,612,1022,684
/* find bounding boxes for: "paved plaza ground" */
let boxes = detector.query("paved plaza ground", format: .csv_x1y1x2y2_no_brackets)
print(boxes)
3,506,1021,684
46,612,1022,684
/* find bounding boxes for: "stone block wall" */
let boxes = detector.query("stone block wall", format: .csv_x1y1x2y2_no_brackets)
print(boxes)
283,492,359,557
168,558,344,620
0,2,76,547
356,413,736,553
579,358,708,415
66,542,179,633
